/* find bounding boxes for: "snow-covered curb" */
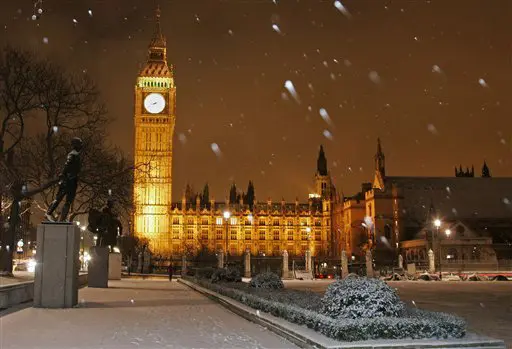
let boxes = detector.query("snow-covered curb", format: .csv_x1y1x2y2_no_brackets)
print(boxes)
179,278,506,349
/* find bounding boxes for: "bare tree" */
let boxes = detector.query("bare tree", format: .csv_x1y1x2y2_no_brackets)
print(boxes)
0,46,133,275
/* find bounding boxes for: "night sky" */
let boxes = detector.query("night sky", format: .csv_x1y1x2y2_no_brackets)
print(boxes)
1,0,511,202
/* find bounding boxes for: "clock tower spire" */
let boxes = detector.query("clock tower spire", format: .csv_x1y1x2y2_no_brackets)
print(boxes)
133,7,176,254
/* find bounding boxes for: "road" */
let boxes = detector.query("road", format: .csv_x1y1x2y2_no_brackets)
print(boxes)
0,279,297,349
284,280,512,348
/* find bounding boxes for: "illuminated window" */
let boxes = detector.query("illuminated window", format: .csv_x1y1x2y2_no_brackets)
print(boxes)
230,230,237,240
230,217,237,225
201,230,208,240
301,229,308,240
187,229,194,240
172,217,180,225
259,230,266,240
216,217,223,225
287,220,293,226
273,230,280,240
273,219,279,226
287,231,293,241
187,218,194,225
315,220,321,226
172,230,179,240
245,230,251,240
216,229,223,240
201,218,209,225
259,219,266,226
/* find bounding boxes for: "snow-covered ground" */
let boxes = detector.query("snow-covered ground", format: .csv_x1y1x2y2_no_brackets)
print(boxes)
0,271,34,286
0,279,297,349
285,279,512,348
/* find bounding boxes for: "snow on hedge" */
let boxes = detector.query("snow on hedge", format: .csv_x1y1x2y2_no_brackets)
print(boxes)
321,276,405,319
188,277,466,342
249,272,284,289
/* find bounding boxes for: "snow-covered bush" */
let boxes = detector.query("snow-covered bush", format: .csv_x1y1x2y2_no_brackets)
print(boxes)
211,268,226,283
189,277,466,341
225,267,242,282
195,267,215,279
321,276,405,319
249,272,284,289
210,267,241,283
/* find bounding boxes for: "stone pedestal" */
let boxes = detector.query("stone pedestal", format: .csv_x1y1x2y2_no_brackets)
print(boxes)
108,252,122,280
244,250,251,278
365,250,374,277
341,250,349,278
282,250,289,279
88,246,109,288
34,223,80,308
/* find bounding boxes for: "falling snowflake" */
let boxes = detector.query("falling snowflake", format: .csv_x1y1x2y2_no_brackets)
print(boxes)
478,78,488,87
427,123,438,135
334,1,352,18
432,65,442,73
52,125,58,133
323,129,333,140
369,71,381,84
211,143,222,157
284,80,300,103
503,198,510,205
88,9,93,17
42,37,49,44
319,108,332,126
272,24,281,34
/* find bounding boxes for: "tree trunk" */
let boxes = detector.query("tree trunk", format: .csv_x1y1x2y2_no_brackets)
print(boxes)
0,183,22,275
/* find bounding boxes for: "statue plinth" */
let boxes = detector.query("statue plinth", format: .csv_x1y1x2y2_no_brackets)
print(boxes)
34,223,80,308
88,246,110,288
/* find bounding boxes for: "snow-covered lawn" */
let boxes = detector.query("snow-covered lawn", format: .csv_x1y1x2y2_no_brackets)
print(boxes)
285,279,512,348
0,279,297,349
0,271,34,286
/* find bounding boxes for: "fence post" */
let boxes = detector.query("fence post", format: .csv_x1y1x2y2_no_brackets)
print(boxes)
365,250,373,277
244,249,251,278
282,250,289,279
341,250,349,278
305,250,312,273
181,254,187,276
217,250,224,269
428,249,435,273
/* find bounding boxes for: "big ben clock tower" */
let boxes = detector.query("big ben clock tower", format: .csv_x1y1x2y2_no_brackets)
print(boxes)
133,7,176,254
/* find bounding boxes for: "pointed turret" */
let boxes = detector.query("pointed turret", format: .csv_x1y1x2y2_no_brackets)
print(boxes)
374,138,386,176
482,161,491,178
140,6,172,77
316,145,328,176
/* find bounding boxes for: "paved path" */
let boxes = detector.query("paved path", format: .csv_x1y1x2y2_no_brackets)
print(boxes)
0,279,297,349
285,280,512,348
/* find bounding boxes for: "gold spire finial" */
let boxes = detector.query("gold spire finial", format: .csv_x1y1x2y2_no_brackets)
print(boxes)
156,5,161,20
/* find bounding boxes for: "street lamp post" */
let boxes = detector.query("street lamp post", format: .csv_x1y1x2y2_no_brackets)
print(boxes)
434,219,442,279
223,211,231,266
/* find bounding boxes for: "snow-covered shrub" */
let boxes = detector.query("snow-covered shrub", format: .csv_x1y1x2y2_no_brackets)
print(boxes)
225,267,242,282
321,276,405,319
189,277,466,341
211,268,226,283
249,272,284,289
195,267,215,279
210,267,241,283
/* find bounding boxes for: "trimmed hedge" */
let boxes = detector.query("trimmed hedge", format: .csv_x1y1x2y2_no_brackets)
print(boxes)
321,277,405,319
187,277,466,342
249,272,284,289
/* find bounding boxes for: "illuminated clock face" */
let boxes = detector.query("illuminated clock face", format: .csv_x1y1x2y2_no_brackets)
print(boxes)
144,93,166,114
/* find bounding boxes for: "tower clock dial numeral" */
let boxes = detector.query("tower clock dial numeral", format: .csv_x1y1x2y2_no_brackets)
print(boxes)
144,93,166,114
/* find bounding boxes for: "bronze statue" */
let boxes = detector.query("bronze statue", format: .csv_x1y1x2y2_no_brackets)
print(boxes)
45,137,83,222
87,199,123,249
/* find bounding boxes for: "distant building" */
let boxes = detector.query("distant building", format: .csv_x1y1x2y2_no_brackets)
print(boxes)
343,138,512,270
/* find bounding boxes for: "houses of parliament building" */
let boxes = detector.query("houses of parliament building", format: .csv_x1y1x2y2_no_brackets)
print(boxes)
132,9,339,257
133,9,512,263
